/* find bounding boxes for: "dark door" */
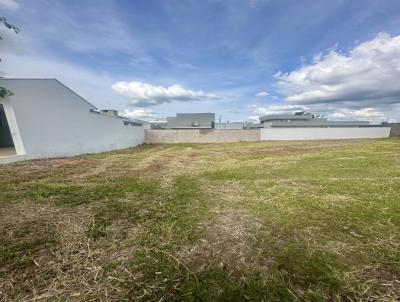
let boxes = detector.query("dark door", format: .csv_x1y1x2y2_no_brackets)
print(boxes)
0,105,14,148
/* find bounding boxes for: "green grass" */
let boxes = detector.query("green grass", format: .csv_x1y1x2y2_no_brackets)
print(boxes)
0,139,399,301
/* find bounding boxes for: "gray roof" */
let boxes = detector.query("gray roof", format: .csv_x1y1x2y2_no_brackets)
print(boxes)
260,113,314,122
259,112,372,127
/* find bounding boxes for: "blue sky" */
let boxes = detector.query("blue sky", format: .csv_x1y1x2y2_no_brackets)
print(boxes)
1,0,400,122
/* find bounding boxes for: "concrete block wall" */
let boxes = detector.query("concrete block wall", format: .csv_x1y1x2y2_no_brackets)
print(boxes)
145,129,260,144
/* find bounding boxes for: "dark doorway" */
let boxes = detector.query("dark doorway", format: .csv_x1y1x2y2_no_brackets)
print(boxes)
0,104,16,157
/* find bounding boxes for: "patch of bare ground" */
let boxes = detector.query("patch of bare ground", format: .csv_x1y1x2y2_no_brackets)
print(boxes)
243,140,364,157
178,181,263,276
366,266,400,299
0,200,141,301
67,160,111,182
321,193,354,208
72,147,196,182
179,209,263,275
159,154,205,177
43,158,90,168
356,235,400,299
122,152,210,190
40,223,140,301
324,238,400,297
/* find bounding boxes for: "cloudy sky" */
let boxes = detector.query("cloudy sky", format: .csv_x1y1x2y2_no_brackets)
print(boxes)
1,0,400,122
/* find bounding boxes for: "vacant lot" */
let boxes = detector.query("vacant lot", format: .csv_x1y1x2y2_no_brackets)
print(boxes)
1,139,399,301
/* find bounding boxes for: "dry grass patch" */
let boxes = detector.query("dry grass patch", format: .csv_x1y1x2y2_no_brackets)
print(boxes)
180,209,263,273
1,139,400,301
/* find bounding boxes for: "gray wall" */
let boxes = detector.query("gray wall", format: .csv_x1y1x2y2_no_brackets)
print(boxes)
388,123,400,137
145,129,260,143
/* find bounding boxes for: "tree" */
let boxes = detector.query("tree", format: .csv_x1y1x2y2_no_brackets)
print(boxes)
0,17,20,98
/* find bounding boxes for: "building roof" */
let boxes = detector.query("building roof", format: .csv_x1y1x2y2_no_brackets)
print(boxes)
259,113,314,122
259,112,372,127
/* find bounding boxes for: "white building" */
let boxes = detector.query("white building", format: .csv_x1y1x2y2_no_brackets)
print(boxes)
214,122,244,130
166,113,215,129
0,78,144,163
259,112,391,140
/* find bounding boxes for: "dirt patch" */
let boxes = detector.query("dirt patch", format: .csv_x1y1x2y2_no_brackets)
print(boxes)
251,141,359,157
0,198,143,300
46,158,91,168
128,162,166,177
0,202,60,299
140,162,164,174
321,193,354,208
362,265,400,299
178,181,263,274
179,208,262,274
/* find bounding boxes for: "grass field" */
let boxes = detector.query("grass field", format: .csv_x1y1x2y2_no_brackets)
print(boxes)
1,139,399,301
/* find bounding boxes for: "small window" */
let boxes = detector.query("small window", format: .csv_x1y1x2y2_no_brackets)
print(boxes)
124,121,142,126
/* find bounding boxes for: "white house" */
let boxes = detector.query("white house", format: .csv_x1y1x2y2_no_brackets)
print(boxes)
259,112,391,140
0,78,144,163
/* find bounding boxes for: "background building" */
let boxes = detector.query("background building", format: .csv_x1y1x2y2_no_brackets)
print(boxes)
165,113,215,129
258,112,390,140
259,112,371,128
0,78,144,163
214,122,244,129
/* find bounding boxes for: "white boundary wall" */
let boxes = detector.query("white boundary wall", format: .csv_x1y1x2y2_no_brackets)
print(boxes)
145,129,260,143
260,127,391,140
0,79,144,161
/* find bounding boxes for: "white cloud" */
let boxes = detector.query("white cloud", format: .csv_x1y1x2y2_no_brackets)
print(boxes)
112,81,220,107
251,104,390,122
253,105,308,115
328,108,384,119
0,0,19,10
249,104,310,122
250,103,393,123
271,33,400,122
122,109,158,120
247,116,261,122
276,33,400,107
255,91,269,97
